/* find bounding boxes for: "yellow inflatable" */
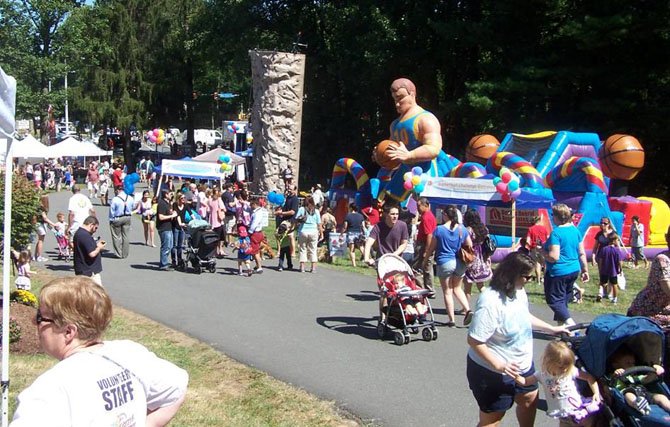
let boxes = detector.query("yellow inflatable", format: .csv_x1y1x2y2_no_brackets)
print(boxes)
639,197,670,246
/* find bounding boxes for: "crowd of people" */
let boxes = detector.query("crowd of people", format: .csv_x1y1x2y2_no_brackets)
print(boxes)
8,75,670,425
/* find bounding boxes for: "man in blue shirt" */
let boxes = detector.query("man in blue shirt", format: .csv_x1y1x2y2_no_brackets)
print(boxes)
109,186,135,258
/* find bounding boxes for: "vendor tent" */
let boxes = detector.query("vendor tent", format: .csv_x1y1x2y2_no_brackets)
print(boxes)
47,137,112,157
7,134,51,159
160,159,226,180
193,147,245,166
420,177,554,209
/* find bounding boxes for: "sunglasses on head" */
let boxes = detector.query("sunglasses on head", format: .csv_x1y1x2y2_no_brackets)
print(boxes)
35,309,54,325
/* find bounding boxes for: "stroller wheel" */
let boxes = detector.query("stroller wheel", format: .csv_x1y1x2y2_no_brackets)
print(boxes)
208,264,216,273
431,327,439,341
393,331,404,346
376,322,387,339
422,328,434,341
193,265,202,274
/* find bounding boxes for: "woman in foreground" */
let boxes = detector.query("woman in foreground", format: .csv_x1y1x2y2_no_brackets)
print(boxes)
11,276,189,426
466,252,570,427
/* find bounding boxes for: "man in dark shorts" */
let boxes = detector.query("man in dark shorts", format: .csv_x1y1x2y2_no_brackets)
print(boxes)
363,204,408,265
342,203,365,267
73,216,105,285
275,185,299,257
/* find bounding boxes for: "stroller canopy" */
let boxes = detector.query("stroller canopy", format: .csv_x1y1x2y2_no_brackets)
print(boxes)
577,314,665,378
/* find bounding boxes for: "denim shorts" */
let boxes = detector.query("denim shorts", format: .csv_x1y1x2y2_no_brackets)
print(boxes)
467,356,538,413
436,258,466,279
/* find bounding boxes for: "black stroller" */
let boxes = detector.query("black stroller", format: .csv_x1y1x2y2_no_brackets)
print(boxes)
184,221,218,274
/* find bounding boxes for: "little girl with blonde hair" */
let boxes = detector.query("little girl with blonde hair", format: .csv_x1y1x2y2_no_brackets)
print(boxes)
515,341,601,425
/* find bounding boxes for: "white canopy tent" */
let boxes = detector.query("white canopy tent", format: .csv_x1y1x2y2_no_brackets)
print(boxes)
6,134,51,160
46,137,112,158
192,147,246,166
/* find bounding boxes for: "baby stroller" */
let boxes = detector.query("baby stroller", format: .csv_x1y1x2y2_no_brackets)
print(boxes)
53,229,71,261
574,314,670,426
375,254,438,346
184,220,218,274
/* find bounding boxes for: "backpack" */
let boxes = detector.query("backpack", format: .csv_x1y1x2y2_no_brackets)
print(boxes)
482,234,497,259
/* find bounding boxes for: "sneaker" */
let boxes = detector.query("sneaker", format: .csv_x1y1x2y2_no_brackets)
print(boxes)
463,310,474,326
611,297,618,304
446,321,456,328
278,266,283,272
36,256,49,262
247,270,253,277
238,271,245,276
253,268,263,274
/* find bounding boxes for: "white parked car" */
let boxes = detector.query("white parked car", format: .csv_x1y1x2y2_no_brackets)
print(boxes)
181,129,223,152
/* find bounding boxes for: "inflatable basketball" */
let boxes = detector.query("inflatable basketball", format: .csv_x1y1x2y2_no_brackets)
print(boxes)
374,140,402,170
466,134,500,164
599,134,645,180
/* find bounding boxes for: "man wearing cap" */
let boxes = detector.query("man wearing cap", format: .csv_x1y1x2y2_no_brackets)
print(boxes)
109,186,134,258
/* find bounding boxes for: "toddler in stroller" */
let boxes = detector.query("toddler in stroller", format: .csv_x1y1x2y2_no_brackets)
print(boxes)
376,254,438,346
574,314,670,426
609,345,670,416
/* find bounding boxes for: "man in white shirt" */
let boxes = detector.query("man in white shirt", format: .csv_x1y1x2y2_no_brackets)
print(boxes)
67,186,96,235
312,184,324,207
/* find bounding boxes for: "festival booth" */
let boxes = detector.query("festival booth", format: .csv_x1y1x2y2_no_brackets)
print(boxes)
156,159,227,192
46,136,112,158
5,134,51,162
420,177,555,261
193,147,246,182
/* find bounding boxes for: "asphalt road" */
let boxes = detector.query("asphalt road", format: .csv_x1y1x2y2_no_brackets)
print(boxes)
39,185,593,427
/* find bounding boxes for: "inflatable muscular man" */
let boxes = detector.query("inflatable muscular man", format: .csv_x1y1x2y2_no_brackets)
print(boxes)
377,78,448,203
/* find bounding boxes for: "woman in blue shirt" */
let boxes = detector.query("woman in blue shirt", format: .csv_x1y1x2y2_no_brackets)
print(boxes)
425,205,473,327
542,204,589,325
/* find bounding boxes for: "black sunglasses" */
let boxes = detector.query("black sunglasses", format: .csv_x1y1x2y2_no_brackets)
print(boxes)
35,309,55,325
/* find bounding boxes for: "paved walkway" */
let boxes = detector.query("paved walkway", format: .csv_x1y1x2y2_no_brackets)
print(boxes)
38,186,593,426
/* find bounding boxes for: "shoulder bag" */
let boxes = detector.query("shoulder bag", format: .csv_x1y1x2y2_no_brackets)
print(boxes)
457,225,476,265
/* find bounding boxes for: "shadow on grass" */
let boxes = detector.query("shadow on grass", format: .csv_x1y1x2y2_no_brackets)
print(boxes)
316,315,380,340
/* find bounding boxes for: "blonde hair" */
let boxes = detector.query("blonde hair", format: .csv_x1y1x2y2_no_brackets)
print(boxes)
541,341,575,378
393,273,406,284
552,204,572,225
39,277,113,342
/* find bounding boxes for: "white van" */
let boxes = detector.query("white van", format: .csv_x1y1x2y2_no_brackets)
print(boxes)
181,129,222,151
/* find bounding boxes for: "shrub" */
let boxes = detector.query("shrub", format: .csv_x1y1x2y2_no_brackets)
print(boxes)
10,290,38,308
0,317,22,344
0,174,42,249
